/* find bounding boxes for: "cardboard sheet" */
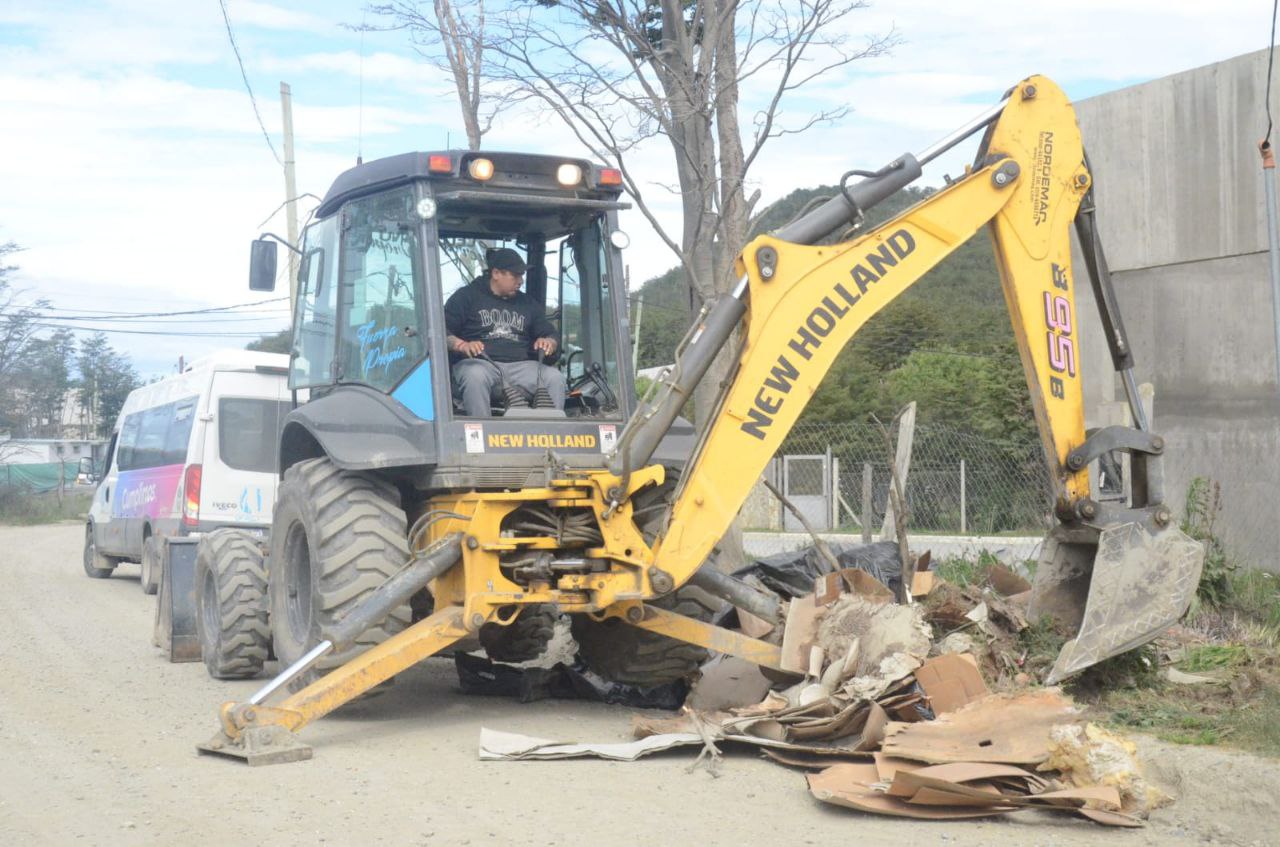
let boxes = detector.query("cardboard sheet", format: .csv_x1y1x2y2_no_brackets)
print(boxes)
807,763,1013,820
914,654,989,715
881,689,1080,765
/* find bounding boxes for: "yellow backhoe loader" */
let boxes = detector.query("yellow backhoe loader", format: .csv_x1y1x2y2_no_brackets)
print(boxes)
197,75,1203,764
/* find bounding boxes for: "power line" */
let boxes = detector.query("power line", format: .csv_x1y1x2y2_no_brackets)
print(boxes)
29,322,278,338
218,0,283,167
19,296,288,321
22,314,289,325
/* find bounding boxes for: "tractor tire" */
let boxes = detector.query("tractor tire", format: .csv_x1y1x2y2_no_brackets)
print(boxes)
195,529,271,680
140,535,162,595
268,457,412,692
82,523,117,579
570,589,720,687
480,605,558,663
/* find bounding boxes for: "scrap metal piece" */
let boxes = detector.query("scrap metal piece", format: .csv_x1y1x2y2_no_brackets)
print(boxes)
1044,522,1203,684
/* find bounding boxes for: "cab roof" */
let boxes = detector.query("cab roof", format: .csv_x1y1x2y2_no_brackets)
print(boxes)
317,150,625,218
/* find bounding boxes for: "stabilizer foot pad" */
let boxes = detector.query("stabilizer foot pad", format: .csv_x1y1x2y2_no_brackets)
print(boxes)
197,725,313,766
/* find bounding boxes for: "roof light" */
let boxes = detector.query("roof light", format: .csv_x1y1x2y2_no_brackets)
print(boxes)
467,158,495,181
427,154,453,173
598,168,622,186
557,163,583,186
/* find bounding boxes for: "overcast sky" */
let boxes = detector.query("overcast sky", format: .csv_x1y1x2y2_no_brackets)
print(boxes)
0,0,1269,378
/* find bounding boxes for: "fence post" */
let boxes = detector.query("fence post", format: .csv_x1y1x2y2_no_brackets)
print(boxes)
829,445,839,532
880,401,917,542
959,458,967,534
861,462,873,544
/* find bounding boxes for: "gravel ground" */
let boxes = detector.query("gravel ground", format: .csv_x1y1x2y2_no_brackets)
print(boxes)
1,522,1277,846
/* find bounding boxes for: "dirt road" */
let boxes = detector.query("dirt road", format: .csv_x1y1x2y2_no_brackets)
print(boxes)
1,523,1277,846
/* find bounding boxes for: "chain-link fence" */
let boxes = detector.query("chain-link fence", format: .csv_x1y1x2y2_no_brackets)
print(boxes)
744,418,1054,536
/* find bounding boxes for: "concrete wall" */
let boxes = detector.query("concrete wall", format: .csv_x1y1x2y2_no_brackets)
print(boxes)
1073,49,1280,569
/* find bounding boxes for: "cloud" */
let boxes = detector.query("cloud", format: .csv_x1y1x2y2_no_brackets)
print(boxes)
1,0,1271,375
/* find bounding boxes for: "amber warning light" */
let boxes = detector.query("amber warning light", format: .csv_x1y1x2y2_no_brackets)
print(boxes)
427,154,453,174
598,168,622,186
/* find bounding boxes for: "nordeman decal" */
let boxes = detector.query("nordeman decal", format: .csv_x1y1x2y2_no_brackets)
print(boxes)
487,432,598,450
740,228,917,440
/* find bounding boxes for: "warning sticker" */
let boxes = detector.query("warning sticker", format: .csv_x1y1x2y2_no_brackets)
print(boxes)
464,423,485,453
598,424,617,453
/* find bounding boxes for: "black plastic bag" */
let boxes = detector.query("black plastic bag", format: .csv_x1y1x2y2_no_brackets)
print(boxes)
455,653,688,710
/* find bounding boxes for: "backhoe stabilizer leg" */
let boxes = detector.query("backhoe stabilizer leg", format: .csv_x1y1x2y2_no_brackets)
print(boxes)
197,606,471,764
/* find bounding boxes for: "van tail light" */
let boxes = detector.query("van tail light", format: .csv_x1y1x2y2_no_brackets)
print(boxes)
183,464,202,527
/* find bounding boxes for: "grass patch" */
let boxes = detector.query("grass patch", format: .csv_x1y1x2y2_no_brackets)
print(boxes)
1179,644,1249,672
1102,683,1280,755
0,490,92,525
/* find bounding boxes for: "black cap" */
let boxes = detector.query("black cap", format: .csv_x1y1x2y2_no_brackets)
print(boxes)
486,247,527,275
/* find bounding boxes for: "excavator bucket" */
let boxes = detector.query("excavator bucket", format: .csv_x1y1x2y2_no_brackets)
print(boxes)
1031,521,1204,684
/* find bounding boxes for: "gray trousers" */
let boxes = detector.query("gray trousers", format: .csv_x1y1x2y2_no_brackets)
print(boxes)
453,358,567,416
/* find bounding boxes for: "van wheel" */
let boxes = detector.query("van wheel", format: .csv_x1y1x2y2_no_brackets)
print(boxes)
83,523,116,579
140,536,162,595
268,458,411,692
196,529,271,679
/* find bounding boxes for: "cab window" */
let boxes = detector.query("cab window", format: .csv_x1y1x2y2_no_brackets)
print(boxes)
291,215,340,389
338,188,425,390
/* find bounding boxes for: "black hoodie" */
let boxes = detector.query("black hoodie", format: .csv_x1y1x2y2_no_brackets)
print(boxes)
443,275,557,363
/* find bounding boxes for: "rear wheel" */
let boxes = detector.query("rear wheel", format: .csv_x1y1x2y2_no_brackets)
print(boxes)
480,605,558,663
571,477,723,686
571,590,719,686
82,523,116,579
140,535,161,595
196,529,270,679
268,457,412,691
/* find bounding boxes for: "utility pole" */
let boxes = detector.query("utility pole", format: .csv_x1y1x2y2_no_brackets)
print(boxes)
280,82,299,320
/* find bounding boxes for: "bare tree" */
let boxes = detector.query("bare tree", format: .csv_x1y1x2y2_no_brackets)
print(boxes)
486,0,898,420
366,0,504,150
0,241,47,434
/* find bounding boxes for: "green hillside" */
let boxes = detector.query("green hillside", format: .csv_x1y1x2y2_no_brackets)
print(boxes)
630,184,1037,448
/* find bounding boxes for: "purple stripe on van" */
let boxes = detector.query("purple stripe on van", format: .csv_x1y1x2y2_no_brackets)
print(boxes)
113,465,184,520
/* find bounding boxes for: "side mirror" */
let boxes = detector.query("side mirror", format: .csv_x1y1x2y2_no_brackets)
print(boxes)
78,456,96,482
249,239,278,292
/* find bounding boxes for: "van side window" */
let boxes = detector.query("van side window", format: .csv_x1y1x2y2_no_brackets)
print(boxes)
118,413,142,470
165,399,197,465
116,396,200,471
219,398,290,473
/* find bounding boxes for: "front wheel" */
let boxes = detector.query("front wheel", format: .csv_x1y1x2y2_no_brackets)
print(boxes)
196,529,271,679
268,458,412,691
82,523,116,579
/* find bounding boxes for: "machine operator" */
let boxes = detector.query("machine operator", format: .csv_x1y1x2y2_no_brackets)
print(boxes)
444,248,566,416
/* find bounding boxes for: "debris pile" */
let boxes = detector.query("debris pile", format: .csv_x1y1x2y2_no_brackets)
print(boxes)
477,544,1162,829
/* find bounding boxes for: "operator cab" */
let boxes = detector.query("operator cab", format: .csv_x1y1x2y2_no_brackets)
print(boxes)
250,150,634,428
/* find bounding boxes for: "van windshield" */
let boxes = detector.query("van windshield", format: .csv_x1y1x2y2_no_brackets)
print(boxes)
219,399,290,472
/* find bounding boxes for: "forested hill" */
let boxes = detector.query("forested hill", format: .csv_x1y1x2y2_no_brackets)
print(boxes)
630,185,1038,447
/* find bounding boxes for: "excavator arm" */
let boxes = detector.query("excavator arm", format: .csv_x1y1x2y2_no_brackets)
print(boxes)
639,75,1203,681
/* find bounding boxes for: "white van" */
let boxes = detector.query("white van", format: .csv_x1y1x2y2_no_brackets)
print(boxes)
83,350,290,591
